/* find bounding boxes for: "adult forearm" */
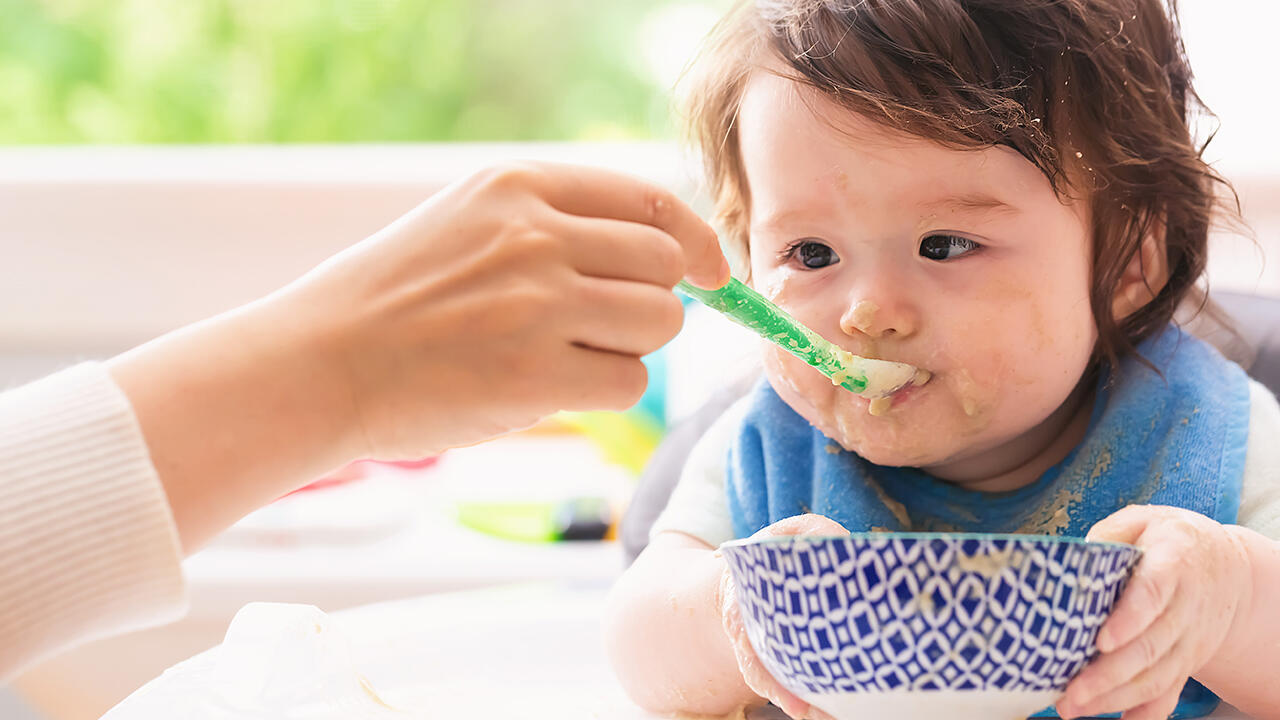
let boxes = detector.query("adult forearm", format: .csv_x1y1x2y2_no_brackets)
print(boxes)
107,162,732,554
1198,526,1280,720
604,544,757,715
108,295,363,554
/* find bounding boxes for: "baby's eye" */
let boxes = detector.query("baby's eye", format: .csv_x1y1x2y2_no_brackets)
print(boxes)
919,234,981,261
782,239,840,269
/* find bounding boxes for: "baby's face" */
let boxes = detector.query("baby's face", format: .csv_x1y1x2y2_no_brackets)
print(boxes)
738,72,1097,482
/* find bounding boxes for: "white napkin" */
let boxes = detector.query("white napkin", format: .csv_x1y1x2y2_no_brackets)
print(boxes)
103,603,411,719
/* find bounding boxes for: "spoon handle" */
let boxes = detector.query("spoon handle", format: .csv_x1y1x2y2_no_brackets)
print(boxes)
678,278,914,396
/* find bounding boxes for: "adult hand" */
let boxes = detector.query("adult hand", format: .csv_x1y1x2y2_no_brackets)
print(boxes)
717,514,849,720
277,161,730,458
110,161,729,551
1057,505,1249,720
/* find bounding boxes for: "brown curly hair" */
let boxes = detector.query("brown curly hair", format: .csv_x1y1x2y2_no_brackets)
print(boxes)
681,0,1239,372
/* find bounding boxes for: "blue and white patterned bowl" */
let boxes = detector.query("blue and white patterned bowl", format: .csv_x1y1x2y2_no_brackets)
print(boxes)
720,532,1141,720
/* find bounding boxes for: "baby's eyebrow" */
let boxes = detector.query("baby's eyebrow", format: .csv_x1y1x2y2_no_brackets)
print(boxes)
752,192,1019,232
751,208,816,232
923,192,1020,216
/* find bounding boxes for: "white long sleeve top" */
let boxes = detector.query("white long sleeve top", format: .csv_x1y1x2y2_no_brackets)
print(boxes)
0,363,187,681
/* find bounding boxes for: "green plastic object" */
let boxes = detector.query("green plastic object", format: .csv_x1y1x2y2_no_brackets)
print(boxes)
456,501,559,543
454,498,612,543
677,278,916,397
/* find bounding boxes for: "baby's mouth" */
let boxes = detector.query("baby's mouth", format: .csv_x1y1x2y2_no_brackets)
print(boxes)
866,367,933,417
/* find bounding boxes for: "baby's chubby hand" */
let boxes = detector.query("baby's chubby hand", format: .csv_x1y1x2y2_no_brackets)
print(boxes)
1058,505,1250,720
717,514,848,720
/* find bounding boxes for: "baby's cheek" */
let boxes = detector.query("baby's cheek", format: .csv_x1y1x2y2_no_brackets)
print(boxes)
929,332,1013,434
763,346,1001,467
762,345,815,399
764,348,853,429
764,347,890,452
945,368,998,428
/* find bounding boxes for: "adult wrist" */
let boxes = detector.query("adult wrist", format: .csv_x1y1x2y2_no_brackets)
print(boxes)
106,295,366,550
240,291,372,467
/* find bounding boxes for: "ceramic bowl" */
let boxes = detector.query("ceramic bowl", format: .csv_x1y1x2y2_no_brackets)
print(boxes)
719,533,1141,720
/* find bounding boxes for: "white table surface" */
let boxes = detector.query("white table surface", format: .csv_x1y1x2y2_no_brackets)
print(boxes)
181,434,633,613
103,581,1253,720
12,433,635,720
102,582,674,719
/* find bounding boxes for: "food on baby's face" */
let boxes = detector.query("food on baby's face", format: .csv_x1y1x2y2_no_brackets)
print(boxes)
828,365,856,389
829,347,920,398
951,368,986,418
864,367,932,415
848,300,879,330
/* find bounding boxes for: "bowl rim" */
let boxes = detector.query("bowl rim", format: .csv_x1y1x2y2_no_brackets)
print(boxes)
718,531,1139,553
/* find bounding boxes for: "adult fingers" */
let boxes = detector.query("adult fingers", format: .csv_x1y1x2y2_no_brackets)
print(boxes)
1060,604,1184,716
566,277,686,357
527,162,730,289
556,214,687,287
551,345,650,413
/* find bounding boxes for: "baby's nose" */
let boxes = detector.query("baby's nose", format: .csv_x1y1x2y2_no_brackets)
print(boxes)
840,296,917,339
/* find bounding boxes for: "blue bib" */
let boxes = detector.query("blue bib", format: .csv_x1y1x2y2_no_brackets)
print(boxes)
727,324,1251,719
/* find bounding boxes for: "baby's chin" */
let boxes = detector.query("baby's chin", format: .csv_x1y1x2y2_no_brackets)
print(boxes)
810,405,956,467
766,369,968,468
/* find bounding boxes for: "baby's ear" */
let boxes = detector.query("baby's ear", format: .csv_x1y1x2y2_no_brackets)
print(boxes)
1111,219,1168,323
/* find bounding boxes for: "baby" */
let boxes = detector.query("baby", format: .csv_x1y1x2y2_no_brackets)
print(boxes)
605,1,1280,719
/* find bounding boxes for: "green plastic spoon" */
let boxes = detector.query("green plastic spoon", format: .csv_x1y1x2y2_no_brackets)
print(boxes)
677,278,920,398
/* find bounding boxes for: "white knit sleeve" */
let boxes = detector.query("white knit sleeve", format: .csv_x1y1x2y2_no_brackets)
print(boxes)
0,363,187,680
648,396,751,549
1238,379,1280,540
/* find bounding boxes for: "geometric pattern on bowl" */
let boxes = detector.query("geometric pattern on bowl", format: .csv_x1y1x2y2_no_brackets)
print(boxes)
720,533,1141,696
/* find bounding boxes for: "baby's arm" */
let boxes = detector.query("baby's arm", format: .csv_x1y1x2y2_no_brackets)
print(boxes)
1193,524,1280,719
603,530,761,716
1058,507,1280,720
606,514,847,718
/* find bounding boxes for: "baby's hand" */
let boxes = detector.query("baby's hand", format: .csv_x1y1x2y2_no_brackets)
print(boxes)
717,514,848,720
1058,505,1250,720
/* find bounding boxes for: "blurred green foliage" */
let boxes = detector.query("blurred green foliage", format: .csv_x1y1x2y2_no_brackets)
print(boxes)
0,0,711,142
